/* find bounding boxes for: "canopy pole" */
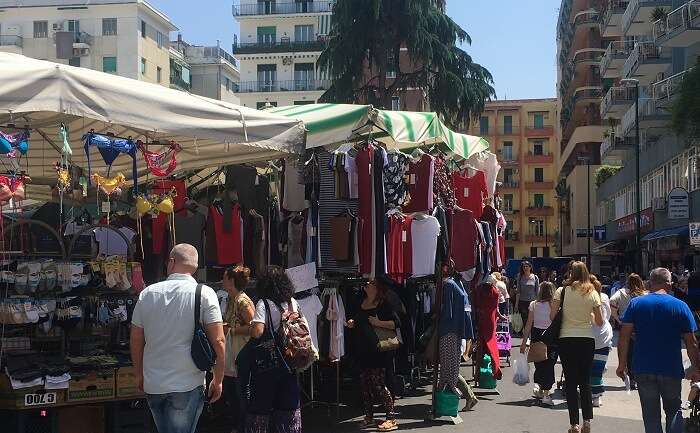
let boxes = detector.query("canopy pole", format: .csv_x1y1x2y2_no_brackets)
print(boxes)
229,108,248,142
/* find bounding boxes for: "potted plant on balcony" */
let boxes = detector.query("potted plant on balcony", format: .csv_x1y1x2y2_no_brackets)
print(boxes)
650,7,668,23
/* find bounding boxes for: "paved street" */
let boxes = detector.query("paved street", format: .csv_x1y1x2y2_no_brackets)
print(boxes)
300,336,665,433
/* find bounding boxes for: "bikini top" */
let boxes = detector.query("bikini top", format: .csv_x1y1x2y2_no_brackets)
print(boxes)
59,124,72,156
137,141,181,177
84,131,138,193
0,175,28,203
91,173,126,196
135,190,175,216
0,130,29,156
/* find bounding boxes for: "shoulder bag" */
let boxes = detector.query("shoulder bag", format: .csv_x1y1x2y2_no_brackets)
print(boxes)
540,286,566,347
191,284,217,372
250,300,291,374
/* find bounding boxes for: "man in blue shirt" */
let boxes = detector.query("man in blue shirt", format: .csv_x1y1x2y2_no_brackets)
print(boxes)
617,267,700,433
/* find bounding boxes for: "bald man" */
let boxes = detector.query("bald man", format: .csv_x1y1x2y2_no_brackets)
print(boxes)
131,244,225,433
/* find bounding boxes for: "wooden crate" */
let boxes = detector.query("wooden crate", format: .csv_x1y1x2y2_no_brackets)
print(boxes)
67,371,115,402
115,367,144,398
0,374,66,410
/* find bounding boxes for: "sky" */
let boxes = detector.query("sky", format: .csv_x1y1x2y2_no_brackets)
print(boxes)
149,0,561,100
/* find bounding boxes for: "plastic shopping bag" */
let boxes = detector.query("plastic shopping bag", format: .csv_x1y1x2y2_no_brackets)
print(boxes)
510,313,523,334
512,353,530,386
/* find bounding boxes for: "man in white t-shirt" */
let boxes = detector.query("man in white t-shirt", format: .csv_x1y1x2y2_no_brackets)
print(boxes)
130,244,225,433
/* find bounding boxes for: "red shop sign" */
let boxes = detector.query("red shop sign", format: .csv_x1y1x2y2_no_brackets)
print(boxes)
616,208,654,234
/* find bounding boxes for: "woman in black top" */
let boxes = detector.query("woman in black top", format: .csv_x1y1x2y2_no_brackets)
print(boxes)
346,279,401,432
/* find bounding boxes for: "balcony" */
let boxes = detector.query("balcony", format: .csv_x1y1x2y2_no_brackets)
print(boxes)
170,74,192,91
573,86,603,105
525,235,551,244
622,0,673,35
601,86,636,118
525,152,554,164
501,207,520,215
622,42,671,84
499,157,519,166
505,232,520,242
497,125,520,136
600,0,630,37
600,132,634,163
525,181,555,190
600,40,633,78
501,181,519,190
525,125,554,137
0,35,22,53
233,39,327,54
233,1,335,16
525,206,554,217
572,48,605,67
621,99,671,137
653,68,693,106
235,79,331,93
653,0,700,47
573,10,601,30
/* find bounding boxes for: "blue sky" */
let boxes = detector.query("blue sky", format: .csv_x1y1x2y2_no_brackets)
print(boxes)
150,0,560,100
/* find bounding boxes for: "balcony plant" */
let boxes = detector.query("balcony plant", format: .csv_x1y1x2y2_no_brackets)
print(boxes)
671,61,700,141
594,165,622,187
650,7,668,23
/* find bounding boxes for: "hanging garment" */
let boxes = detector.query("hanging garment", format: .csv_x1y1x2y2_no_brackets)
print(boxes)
410,215,441,277
305,203,319,265
452,170,488,219
386,213,414,283
268,199,283,267
282,158,309,212
59,124,72,156
226,165,271,217
473,283,502,381
467,152,501,198
451,208,479,272
432,156,456,209
287,215,305,267
384,150,410,208
173,211,207,268
0,129,29,155
150,180,186,255
0,175,27,203
207,203,244,266
479,221,493,277
91,173,126,196
372,147,387,277
327,293,346,362
137,141,181,177
433,205,451,264
83,132,138,192
481,205,500,270
93,227,136,257
356,146,374,275
403,154,435,213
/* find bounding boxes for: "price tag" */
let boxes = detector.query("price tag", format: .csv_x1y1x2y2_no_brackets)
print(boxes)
401,231,407,242
410,174,416,185
24,392,57,407
464,187,469,198
254,175,260,186
101,201,111,213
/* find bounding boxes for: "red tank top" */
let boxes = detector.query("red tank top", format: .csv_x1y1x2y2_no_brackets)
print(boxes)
208,204,243,265
452,170,487,219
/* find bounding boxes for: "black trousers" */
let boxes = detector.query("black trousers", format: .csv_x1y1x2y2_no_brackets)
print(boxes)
558,337,595,425
531,327,558,391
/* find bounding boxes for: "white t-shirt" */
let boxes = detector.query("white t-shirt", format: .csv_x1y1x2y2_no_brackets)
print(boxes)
93,227,136,256
297,295,323,350
344,153,359,199
496,281,509,303
610,288,634,318
411,216,441,277
252,298,301,331
529,300,552,330
282,159,309,212
131,274,222,395
593,293,613,349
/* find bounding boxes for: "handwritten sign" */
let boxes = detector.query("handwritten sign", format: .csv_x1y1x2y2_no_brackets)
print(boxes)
285,263,318,293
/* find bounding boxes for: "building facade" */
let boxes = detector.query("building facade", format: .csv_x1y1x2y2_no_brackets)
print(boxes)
556,0,607,268
595,0,700,275
0,0,177,86
468,99,560,260
232,0,334,108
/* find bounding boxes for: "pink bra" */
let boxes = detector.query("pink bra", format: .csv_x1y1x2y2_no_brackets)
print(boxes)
0,175,27,203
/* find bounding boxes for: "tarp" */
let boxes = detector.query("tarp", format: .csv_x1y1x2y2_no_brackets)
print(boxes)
0,53,305,183
641,225,689,242
268,103,490,159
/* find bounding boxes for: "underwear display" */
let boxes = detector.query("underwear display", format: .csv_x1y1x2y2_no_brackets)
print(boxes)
91,173,126,196
83,131,138,192
59,123,72,156
137,140,181,177
0,175,27,203
135,191,175,216
55,164,71,192
0,129,29,155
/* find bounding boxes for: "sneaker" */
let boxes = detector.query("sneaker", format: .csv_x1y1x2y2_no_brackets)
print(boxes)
533,384,542,398
377,420,398,432
541,394,554,406
592,396,602,407
682,400,692,410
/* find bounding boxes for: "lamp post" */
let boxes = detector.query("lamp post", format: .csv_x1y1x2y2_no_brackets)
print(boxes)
621,77,642,273
578,156,592,266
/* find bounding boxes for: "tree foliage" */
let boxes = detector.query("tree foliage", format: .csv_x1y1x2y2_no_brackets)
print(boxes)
595,165,623,188
318,0,495,128
672,61,700,141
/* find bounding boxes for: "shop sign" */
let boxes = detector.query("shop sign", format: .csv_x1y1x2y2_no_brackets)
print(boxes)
690,222,700,246
668,187,689,220
616,208,654,234
593,225,606,241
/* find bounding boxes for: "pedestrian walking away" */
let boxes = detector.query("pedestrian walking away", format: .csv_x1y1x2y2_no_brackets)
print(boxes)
130,244,226,433
590,275,613,408
617,267,700,433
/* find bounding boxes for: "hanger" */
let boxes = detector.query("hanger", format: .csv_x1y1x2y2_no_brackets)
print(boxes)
411,147,425,159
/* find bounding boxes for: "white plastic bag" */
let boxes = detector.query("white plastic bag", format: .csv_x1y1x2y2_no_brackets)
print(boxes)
512,353,530,386
510,313,523,333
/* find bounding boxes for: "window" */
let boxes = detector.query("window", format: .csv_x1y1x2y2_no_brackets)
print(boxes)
102,18,117,36
503,115,512,134
479,116,489,135
68,57,80,67
542,247,550,258
294,63,315,90
294,100,315,105
531,219,545,236
294,24,313,42
257,64,277,90
533,194,544,208
225,77,230,92
256,101,278,109
502,141,513,161
504,168,514,184
67,20,79,35
530,247,539,257
257,26,276,44
534,113,544,129
141,20,146,38
156,66,162,83
533,140,544,155
503,194,514,212
140,58,146,75
33,21,48,38
534,168,544,182
102,57,117,74
391,96,400,111
156,31,166,49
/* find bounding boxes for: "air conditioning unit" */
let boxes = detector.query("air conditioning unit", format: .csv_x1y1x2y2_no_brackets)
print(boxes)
652,197,666,210
52,21,65,31
73,47,90,57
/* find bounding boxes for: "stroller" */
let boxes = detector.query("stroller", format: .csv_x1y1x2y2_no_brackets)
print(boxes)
496,318,512,367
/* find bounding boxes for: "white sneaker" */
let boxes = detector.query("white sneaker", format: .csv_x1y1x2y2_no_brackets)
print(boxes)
541,394,554,406
533,384,542,398
592,396,602,407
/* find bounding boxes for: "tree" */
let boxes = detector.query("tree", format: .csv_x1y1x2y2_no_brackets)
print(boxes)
318,0,495,128
672,61,700,141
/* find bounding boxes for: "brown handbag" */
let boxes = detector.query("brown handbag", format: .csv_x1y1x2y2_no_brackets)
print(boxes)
374,326,401,352
527,341,548,363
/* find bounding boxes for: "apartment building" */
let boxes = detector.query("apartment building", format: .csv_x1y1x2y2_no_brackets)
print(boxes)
170,36,241,105
231,0,334,108
595,0,700,275
556,0,607,268
469,99,560,260
0,0,176,86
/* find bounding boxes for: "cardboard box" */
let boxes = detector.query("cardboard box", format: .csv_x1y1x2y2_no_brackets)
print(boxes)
0,374,66,409
58,404,105,433
67,371,115,402
115,366,144,398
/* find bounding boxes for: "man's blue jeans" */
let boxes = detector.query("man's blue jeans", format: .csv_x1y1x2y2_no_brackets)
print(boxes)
146,386,204,433
636,374,684,433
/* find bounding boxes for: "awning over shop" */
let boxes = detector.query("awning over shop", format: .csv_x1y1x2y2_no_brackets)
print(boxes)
592,241,621,253
641,225,689,242
268,103,490,159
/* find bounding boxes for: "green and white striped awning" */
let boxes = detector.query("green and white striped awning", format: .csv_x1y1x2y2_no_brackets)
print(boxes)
267,103,490,160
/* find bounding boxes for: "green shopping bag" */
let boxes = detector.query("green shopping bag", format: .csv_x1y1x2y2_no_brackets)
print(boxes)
479,354,498,389
435,389,460,417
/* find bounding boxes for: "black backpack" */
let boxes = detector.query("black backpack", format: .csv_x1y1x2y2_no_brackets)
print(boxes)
191,284,216,371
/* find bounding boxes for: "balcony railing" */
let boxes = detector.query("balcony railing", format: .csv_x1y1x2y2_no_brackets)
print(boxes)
574,86,603,104
622,0,674,35
505,232,520,241
233,1,335,16
653,0,700,42
525,206,555,217
525,181,555,190
622,41,669,78
0,35,22,47
501,181,519,189
653,68,693,103
601,40,633,75
600,86,635,117
73,31,93,45
498,125,520,135
525,125,554,137
236,79,331,93
601,0,630,32
170,75,192,91
573,10,600,27
573,49,605,65
234,39,327,54
525,152,554,163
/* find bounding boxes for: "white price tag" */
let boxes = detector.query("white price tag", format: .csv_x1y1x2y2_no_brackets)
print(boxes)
254,175,260,186
410,174,416,185
401,230,407,242
24,392,57,407
101,201,111,213
464,187,469,198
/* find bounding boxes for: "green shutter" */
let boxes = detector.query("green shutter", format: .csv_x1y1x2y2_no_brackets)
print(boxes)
103,57,117,73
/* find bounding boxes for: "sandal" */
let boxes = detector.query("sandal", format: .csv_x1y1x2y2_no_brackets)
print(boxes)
359,417,375,429
378,420,398,432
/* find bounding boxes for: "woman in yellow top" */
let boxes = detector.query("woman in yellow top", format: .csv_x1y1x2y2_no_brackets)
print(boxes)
550,261,605,433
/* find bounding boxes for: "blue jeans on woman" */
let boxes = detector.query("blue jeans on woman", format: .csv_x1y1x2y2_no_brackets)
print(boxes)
146,385,204,433
636,374,684,433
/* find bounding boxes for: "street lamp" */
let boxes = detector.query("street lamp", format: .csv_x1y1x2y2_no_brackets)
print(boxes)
621,77,642,273
578,156,592,266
